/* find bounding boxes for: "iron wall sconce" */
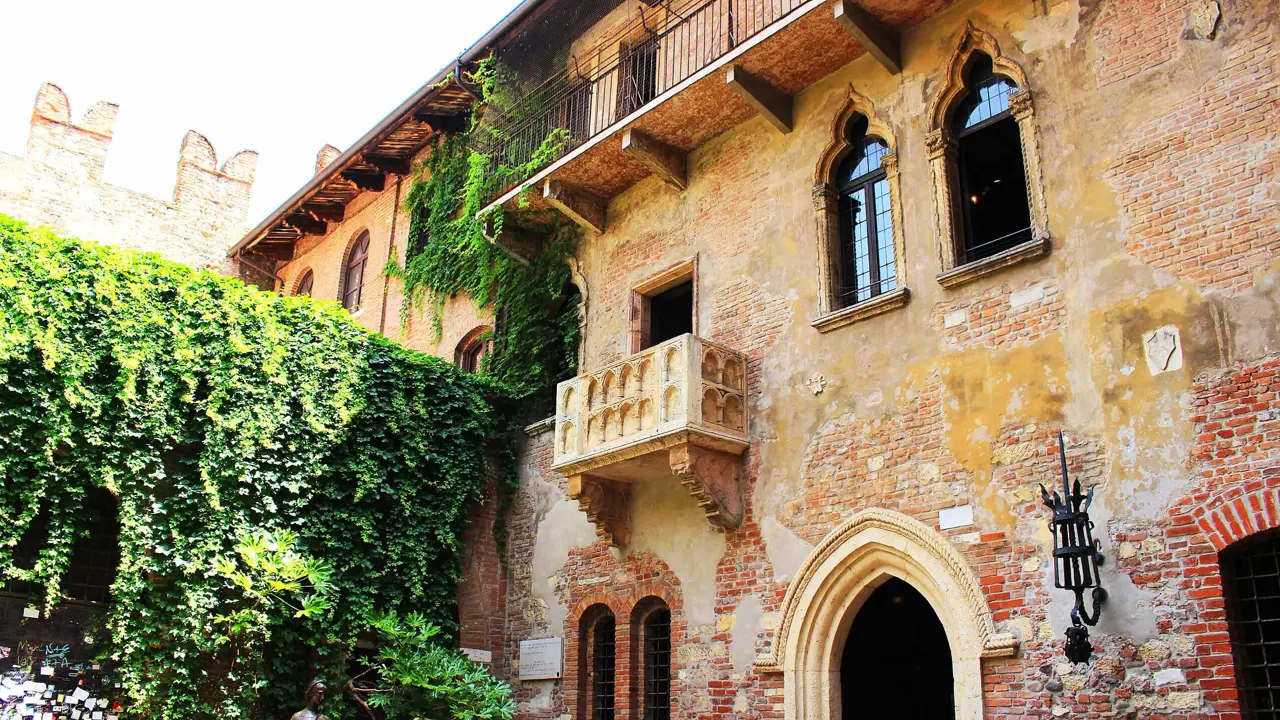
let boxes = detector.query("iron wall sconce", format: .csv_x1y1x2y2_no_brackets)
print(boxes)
1040,431,1107,663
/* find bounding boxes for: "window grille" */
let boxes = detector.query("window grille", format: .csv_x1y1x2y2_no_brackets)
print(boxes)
592,616,616,720
835,119,895,307
1224,530,1280,719
644,609,672,720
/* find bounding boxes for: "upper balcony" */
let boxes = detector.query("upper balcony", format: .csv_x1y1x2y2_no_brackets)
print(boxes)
480,0,920,233
552,334,748,546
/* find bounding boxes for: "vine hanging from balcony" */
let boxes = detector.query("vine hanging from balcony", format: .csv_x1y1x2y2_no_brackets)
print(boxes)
392,58,581,398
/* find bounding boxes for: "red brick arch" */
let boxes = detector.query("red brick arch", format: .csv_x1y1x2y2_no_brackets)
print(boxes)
563,579,683,720
1192,485,1280,552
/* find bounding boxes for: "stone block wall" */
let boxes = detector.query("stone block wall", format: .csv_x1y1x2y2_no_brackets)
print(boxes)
0,83,257,273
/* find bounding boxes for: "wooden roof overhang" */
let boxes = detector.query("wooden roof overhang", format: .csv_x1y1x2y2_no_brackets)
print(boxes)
229,79,477,262
229,0,560,265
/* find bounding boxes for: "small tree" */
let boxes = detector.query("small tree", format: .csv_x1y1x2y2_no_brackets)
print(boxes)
351,612,516,720
211,529,333,714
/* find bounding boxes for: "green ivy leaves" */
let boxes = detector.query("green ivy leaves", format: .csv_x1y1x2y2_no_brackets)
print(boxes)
0,217,506,719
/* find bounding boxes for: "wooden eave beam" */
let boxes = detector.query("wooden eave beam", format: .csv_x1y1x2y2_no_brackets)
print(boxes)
413,112,468,133
725,65,793,133
543,179,607,234
302,202,345,223
621,128,687,191
834,0,902,74
482,216,540,266
363,154,413,176
283,212,327,237
341,169,387,192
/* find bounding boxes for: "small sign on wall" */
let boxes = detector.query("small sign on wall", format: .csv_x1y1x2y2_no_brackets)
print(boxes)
462,647,492,664
519,637,563,680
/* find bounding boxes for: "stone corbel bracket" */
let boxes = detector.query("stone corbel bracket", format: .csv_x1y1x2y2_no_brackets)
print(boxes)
563,432,747,548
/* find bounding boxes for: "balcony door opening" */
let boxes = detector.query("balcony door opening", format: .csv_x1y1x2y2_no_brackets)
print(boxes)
632,258,697,353
648,281,692,348
841,577,954,720
618,36,659,118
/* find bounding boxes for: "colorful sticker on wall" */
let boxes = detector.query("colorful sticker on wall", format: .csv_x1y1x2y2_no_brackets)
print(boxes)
0,648,9,660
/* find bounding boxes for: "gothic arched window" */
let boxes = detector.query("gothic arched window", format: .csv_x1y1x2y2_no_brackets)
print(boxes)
835,117,897,306
951,54,1032,265
811,90,908,332
926,27,1050,287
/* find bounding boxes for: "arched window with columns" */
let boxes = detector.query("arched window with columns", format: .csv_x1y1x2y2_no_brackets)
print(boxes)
926,25,1050,287
811,88,908,332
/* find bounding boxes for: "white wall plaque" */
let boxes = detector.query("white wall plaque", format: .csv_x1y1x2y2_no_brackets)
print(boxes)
462,648,492,664
938,504,974,530
519,637,563,680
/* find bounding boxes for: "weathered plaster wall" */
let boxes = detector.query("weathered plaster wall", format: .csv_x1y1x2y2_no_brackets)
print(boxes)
498,0,1280,718
0,83,257,274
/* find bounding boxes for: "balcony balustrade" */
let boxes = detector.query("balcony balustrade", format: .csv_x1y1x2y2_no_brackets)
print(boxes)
552,334,749,546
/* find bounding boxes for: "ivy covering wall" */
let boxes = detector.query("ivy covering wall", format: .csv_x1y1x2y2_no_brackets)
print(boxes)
0,216,511,719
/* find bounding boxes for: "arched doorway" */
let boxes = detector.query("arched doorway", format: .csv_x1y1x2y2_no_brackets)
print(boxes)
841,577,953,719
756,509,1017,720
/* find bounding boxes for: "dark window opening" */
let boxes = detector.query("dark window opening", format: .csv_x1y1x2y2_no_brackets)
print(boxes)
592,616,617,720
343,232,371,311
618,36,659,117
295,270,314,297
1224,529,1280,719
2,487,120,605
460,340,485,373
842,577,953,720
647,280,693,349
644,609,672,720
835,116,896,308
953,55,1031,265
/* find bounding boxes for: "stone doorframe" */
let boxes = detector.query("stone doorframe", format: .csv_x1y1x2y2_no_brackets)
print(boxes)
754,508,1018,720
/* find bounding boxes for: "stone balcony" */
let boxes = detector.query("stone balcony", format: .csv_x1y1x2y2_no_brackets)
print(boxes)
552,334,749,546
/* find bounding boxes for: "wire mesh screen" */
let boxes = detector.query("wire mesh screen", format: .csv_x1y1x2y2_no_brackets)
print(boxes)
477,0,809,195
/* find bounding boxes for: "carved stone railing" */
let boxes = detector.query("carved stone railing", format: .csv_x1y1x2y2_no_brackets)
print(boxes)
552,334,749,546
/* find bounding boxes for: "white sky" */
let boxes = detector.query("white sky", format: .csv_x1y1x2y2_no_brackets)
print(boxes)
0,0,522,225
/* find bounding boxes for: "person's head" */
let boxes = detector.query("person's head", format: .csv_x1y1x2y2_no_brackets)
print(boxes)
304,680,327,707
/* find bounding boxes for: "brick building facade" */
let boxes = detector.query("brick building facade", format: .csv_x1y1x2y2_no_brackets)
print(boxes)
236,0,1280,718
0,82,259,275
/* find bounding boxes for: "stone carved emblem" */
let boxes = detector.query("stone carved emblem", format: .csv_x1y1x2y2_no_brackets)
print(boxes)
805,373,827,395
1143,326,1183,376
1189,0,1221,39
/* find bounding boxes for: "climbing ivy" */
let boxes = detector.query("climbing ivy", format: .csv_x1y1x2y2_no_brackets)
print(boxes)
0,216,513,719
394,58,581,398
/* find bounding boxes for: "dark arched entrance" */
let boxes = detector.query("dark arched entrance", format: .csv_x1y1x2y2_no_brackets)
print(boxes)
841,577,954,720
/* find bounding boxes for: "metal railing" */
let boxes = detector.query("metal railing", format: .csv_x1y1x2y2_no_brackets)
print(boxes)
478,0,807,196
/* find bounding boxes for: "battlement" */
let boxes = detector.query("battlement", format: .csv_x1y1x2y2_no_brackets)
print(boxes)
0,82,260,271
25,83,258,211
